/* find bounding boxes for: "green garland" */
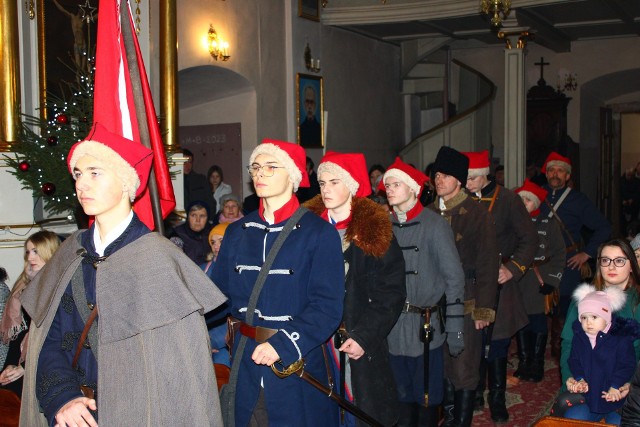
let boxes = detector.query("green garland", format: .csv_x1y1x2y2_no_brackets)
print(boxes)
4,71,94,217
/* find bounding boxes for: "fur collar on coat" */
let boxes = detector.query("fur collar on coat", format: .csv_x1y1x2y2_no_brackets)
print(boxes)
304,195,393,258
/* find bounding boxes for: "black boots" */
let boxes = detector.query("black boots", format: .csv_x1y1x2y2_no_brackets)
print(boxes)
453,390,475,427
513,330,532,380
487,357,509,423
527,334,548,382
443,379,475,427
442,379,456,427
474,358,486,410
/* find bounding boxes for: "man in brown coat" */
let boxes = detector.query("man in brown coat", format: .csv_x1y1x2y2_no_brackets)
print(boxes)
428,146,499,427
463,150,538,423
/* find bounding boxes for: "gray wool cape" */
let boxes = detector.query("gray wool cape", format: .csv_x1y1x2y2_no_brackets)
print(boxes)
19,230,227,427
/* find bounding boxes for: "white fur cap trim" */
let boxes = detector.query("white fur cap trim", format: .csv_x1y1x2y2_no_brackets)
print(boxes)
467,167,490,178
69,140,139,202
317,161,359,196
546,159,572,174
517,190,541,209
572,283,627,312
383,169,420,194
249,143,303,192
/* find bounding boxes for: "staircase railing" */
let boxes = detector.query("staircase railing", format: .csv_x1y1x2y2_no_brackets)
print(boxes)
400,59,496,171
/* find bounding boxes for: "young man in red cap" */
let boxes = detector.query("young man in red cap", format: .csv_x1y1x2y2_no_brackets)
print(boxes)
463,150,537,423
304,151,406,426
382,156,466,426
538,151,611,357
211,140,344,427
428,146,498,427
514,179,565,383
19,124,227,426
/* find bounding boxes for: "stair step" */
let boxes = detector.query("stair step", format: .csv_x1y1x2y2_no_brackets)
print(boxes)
402,77,444,94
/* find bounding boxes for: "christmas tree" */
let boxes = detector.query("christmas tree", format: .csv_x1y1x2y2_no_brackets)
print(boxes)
4,0,97,219
4,67,94,218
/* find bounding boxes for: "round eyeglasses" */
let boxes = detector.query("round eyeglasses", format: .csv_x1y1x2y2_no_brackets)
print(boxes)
598,257,628,268
246,164,284,177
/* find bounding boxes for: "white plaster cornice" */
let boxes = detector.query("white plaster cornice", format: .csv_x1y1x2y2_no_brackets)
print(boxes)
321,0,575,25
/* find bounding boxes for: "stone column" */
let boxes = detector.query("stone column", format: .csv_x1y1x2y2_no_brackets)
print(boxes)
498,29,531,189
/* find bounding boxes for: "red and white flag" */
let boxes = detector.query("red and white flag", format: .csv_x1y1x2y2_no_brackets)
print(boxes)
92,0,175,229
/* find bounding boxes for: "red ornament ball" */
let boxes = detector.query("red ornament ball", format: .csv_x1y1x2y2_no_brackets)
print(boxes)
42,182,56,196
56,114,68,124
47,136,58,146
18,161,30,172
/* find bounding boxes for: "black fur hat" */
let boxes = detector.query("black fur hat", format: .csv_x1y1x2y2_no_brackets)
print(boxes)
433,146,469,184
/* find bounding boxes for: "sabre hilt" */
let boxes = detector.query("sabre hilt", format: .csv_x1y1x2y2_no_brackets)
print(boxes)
271,358,305,378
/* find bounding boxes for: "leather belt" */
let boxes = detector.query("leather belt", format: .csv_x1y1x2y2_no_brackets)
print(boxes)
239,322,278,343
402,302,440,315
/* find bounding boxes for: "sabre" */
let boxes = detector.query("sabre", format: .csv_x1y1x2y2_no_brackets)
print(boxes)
271,359,384,427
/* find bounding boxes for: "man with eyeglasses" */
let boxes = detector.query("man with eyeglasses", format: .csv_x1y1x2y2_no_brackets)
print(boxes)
211,139,344,426
381,156,465,426
300,85,321,147
538,152,611,358
428,146,499,427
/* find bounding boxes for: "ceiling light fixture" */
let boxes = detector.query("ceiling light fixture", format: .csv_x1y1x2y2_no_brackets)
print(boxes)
481,0,512,28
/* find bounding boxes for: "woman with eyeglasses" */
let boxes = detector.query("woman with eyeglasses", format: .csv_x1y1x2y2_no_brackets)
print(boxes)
552,238,640,418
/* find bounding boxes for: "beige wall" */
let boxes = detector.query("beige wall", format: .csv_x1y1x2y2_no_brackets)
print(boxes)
622,112,640,173
148,0,403,171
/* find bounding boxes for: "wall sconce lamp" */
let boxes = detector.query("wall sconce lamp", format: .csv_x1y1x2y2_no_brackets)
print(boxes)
304,43,321,73
557,72,578,93
208,24,230,61
481,0,512,28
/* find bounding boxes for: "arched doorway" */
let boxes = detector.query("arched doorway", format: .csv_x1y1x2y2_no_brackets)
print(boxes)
178,65,257,203
580,68,640,237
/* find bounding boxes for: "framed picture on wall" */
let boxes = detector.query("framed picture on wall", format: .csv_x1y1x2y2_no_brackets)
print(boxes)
298,0,320,21
297,73,324,148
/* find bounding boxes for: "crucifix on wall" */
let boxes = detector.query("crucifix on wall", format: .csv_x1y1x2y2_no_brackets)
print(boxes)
534,56,550,85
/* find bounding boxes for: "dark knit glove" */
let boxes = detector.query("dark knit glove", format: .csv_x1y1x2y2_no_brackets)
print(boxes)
447,331,464,357
539,283,555,295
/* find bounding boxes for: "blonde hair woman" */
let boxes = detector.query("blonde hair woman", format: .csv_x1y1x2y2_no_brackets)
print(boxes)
0,230,60,396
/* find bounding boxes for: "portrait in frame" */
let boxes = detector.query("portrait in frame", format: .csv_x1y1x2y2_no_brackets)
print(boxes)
38,0,98,116
298,0,320,22
297,73,323,148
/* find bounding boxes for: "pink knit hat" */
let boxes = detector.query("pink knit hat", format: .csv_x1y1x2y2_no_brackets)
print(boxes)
574,284,626,324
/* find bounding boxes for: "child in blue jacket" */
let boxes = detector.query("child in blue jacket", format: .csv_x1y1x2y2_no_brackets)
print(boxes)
566,284,640,425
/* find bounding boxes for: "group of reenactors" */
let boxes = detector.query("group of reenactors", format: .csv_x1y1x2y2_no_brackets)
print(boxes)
19,121,609,427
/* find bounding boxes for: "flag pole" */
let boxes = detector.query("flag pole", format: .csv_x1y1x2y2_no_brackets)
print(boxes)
119,0,165,234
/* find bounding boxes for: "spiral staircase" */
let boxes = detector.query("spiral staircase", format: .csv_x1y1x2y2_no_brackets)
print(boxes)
399,44,496,171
